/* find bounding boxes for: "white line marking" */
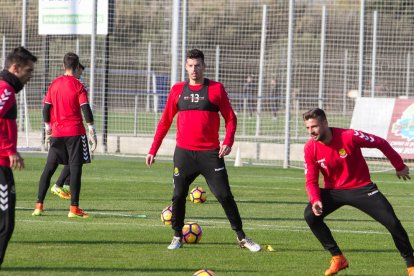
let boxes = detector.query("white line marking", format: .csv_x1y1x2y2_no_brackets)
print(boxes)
15,215,402,236
231,185,301,191
16,207,146,218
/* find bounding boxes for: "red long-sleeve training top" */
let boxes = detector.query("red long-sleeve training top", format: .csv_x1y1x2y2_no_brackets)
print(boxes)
149,79,237,156
304,128,405,204
0,78,18,167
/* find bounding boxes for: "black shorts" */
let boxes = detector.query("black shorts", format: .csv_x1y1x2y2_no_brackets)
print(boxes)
47,135,91,165
173,146,230,192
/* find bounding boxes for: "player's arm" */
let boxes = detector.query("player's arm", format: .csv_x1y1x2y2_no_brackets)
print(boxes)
304,144,322,206
9,152,24,170
147,86,178,159
78,85,97,151
80,103,97,152
145,154,155,168
0,89,24,170
217,84,237,152
352,130,409,179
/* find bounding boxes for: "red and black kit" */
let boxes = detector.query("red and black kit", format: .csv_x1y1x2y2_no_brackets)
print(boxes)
37,75,93,207
149,79,246,239
303,127,414,267
0,70,23,266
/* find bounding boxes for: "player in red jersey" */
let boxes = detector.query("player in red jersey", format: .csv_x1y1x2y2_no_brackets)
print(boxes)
146,49,260,252
303,108,414,276
0,46,37,269
48,63,87,200
32,53,96,218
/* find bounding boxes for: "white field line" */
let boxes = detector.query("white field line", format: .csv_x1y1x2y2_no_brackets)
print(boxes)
231,185,301,191
16,207,146,218
15,214,400,236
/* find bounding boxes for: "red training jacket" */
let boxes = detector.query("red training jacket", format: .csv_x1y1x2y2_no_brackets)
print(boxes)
0,81,17,167
149,79,237,156
304,128,405,204
44,75,89,137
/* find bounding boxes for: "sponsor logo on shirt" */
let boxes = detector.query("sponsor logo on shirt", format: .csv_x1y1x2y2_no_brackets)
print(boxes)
338,148,348,158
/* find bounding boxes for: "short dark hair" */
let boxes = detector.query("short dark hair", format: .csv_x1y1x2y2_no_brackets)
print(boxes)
303,108,327,122
186,49,204,64
63,52,80,71
79,63,85,71
5,46,37,69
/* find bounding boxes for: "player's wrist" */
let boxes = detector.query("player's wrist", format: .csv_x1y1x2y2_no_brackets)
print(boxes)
87,124,95,132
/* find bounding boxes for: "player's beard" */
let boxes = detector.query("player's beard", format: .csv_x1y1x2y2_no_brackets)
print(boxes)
315,127,330,143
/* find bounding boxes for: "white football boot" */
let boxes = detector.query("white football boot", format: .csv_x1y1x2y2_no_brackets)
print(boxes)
167,236,183,250
238,237,261,252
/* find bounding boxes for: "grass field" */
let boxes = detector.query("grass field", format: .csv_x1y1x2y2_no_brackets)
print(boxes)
2,153,414,275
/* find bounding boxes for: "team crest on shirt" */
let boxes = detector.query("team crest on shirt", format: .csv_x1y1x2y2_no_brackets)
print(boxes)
174,167,180,176
338,148,348,158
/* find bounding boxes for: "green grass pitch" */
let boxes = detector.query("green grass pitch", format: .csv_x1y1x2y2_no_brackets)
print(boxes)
2,153,413,275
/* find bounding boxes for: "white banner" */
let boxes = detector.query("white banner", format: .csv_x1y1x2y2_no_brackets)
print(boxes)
350,97,395,158
38,0,108,35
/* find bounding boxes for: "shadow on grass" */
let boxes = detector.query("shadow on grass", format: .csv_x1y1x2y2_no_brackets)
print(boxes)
2,267,260,273
189,216,389,223
17,207,142,213
237,200,306,205
13,240,239,246
278,247,400,254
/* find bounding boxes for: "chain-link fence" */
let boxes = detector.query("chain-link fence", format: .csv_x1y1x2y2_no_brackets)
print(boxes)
1,0,413,170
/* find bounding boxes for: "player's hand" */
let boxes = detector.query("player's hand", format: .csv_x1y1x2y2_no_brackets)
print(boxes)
396,165,410,181
9,152,24,170
219,145,232,158
88,124,97,152
44,123,52,149
312,201,323,216
146,154,155,168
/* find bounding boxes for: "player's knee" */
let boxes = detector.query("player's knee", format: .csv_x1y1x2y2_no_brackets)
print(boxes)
172,192,187,202
215,193,233,203
384,218,403,233
304,205,318,226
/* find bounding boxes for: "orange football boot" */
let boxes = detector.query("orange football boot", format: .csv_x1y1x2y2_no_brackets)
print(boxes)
325,255,349,276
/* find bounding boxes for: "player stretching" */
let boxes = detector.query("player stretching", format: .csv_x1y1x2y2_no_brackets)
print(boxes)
303,108,414,276
0,47,37,268
32,52,96,218
146,49,261,252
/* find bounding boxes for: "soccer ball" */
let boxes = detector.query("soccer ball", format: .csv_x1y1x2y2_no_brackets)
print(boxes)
160,205,172,225
189,186,207,203
182,222,202,243
193,269,215,276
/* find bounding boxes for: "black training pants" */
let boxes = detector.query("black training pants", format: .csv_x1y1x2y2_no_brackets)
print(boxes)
37,136,88,206
171,146,243,234
0,167,15,266
304,183,414,266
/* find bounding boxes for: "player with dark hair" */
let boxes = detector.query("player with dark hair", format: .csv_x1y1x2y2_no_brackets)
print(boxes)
303,107,414,276
0,46,37,268
146,48,261,252
49,63,87,200
33,52,96,218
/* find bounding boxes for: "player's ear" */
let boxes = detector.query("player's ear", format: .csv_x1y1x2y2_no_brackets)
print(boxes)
9,63,19,74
